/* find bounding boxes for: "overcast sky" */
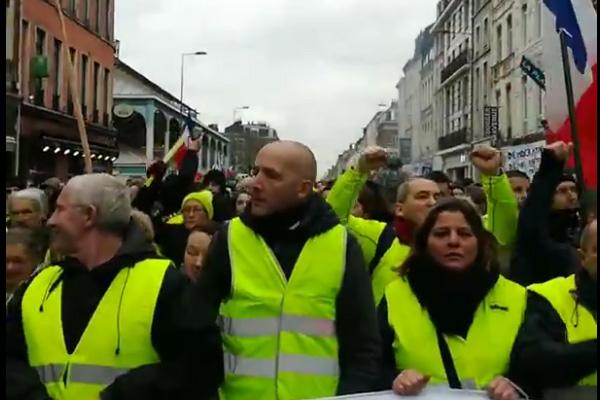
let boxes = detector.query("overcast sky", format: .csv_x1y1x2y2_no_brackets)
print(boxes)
115,0,437,176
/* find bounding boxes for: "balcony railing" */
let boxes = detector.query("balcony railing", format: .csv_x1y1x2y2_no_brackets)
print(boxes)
441,50,470,83
492,52,514,81
438,127,468,150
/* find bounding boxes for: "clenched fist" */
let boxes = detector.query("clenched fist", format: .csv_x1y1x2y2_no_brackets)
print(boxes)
471,144,502,176
357,146,388,174
392,369,430,396
545,141,573,162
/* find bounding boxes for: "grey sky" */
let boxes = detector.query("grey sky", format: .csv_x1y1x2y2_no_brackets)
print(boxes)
115,0,436,176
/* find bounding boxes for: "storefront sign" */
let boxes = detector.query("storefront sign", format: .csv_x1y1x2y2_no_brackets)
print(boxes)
502,140,546,177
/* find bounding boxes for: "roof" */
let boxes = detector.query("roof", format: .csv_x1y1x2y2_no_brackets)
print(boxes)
115,58,197,114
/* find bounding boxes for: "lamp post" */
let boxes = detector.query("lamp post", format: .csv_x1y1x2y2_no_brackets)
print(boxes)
233,106,250,122
179,51,207,118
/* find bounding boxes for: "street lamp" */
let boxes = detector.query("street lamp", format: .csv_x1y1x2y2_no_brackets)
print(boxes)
233,106,250,122
180,51,207,117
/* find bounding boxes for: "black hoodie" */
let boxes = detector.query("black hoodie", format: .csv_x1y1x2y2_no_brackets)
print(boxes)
189,194,382,395
6,222,223,400
510,150,581,286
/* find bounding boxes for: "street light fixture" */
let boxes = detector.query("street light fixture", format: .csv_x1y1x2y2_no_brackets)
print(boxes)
180,51,208,118
233,106,250,122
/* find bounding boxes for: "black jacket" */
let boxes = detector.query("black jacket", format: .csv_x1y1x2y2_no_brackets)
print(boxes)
132,149,199,218
6,222,223,400
189,194,382,395
509,270,597,397
510,150,581,286
155,220,220,269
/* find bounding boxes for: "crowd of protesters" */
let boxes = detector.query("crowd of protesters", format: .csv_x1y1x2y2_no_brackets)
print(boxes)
5,136,597,400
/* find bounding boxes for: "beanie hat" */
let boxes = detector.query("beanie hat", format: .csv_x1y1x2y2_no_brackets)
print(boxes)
181,190,214,220
558,173,577,185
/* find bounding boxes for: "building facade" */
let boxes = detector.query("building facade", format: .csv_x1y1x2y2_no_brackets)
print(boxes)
224,121,279,174
113,59,230,177
6,0,21,182
19,0,118,182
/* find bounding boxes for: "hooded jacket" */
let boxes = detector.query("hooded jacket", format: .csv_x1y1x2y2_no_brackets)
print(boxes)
6,222,223,400
190,194,382,395
510,150,581,286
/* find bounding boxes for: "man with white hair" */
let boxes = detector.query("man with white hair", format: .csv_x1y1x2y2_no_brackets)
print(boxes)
6,173,223,400
7,188,48,229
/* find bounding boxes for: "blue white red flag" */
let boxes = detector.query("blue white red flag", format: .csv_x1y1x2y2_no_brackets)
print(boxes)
543,0,597,188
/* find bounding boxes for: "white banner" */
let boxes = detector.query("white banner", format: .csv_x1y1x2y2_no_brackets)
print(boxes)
501,140,546,178
316,387,490,399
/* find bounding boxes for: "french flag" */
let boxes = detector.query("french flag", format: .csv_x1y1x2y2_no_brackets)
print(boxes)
543,0,597,189
172,116,195,170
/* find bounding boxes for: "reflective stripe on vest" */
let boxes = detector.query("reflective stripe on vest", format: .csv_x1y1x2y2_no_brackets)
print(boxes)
386,275,526,389
224,353,340,378
528,275,597,387
219,315,336,337
219,217,346,400
22,260,170,400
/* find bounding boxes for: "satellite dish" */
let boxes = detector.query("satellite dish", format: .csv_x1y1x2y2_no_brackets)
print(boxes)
113,103,134,119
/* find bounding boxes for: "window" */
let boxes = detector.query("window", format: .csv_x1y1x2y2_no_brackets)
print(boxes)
81,54,88,112
475,67,480,111
496,24,503,60
83,0,89,22
506,84,512,138
483,61,488,103
462,77,469,108
475,26,481,52
104,68,110,119
507,14,513,54
53,39,62,101
35,28,46,55
483,18,489,47
69,0,76,16
93,62,99,114
96,0,102,33
537,0,542,37
522,76,528,131
105,0,111,39
522,4,528,45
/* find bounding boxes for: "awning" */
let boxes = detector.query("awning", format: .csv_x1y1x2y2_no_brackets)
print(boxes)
40,136,119,161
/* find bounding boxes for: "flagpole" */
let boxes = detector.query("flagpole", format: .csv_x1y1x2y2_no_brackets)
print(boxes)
558,29,586,201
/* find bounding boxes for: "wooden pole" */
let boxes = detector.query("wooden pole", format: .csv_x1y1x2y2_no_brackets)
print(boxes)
50,0,93,174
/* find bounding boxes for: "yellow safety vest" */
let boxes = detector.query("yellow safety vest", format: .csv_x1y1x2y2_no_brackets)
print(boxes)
385,275,526,389
219,218,346,400
528,275,597,386
371,239,410,306
22,259,171,400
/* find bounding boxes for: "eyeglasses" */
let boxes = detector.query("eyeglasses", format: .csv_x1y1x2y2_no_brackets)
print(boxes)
182,206,206,215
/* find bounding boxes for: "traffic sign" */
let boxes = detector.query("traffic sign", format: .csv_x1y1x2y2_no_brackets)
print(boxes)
520,56,546,90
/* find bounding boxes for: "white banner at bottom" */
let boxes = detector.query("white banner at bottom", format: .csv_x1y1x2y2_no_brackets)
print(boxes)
316,386,490,399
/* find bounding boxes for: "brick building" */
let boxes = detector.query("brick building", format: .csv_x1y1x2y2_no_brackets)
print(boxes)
19,0,117,182
6,0,21,182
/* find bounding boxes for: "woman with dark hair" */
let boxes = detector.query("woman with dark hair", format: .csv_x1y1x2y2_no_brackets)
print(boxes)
377,198,527,399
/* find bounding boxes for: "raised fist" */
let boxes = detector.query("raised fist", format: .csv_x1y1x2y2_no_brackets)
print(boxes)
357,146,388,174
545,141,573,162
471,144,502,176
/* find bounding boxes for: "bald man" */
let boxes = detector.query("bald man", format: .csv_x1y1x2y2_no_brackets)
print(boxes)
190,141,381,399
